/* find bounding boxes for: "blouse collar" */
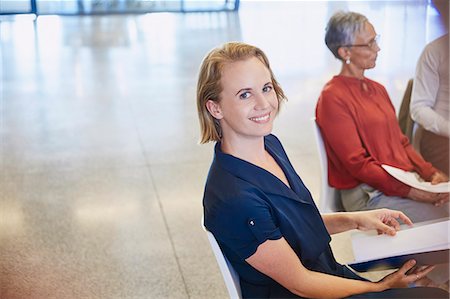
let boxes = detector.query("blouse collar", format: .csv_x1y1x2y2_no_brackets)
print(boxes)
214,135,312,205
334,75,376,95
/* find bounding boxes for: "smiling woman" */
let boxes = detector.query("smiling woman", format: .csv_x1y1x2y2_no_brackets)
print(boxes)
196,42,286,145
197,42,449,298
206,57,279,156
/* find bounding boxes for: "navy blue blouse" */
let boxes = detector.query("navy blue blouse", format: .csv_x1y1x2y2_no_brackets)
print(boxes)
203,134,449,298
203,134,357,298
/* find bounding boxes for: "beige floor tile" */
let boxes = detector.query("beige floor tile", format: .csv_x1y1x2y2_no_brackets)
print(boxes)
1,167,188,298
149,162,228,298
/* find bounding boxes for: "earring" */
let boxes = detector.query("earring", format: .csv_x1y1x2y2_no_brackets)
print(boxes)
346,57,351,65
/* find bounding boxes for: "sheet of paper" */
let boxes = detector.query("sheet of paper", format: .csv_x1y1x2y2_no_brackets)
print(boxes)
382,164,450,193
351,219,449,263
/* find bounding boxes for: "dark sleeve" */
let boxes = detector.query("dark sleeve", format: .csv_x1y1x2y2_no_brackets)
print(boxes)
210,189,282,260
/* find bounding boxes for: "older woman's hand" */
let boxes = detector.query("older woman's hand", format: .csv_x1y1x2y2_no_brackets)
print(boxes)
352,208,413,236
430,171,449,184
407,188,449,206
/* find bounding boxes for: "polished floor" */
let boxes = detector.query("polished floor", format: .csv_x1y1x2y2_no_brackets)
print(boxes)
0,1,447,298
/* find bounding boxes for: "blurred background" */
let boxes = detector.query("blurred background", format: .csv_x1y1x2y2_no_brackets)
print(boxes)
1,0,448,298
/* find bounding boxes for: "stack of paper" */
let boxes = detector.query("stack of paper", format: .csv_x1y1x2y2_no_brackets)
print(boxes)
349,218,449,272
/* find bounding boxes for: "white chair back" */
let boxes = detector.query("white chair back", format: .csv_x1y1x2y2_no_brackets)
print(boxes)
311,117,344,213
202,223,242,299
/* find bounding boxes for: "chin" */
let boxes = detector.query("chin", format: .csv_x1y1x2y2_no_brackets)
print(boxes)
367,63,376,69
254,125,273,137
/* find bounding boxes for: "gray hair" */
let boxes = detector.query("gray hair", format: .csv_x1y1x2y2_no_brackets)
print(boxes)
325,11,368,60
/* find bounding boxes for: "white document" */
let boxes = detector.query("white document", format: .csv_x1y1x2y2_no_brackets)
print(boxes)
382,164,450,193
351,218,450,264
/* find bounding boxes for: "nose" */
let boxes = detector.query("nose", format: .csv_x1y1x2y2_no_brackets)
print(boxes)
254,93,270,110
374,43,380,52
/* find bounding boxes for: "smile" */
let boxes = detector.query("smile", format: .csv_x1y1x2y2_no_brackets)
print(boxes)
249,113,270,123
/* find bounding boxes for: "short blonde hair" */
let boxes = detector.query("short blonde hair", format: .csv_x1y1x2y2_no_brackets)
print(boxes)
196,42,287,144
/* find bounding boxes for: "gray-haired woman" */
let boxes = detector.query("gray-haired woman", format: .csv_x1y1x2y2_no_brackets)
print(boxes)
316,11,449,223
316,11,450,291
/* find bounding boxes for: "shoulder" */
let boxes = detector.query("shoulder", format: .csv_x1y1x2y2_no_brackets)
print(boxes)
317,78,350,115
426,34,448,53
420,34,449,62
319,76,349,102
322,76,345,92
204,160,270,214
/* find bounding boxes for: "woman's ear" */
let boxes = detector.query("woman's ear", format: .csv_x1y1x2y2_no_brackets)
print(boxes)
205,100,223,120
337,46,350,62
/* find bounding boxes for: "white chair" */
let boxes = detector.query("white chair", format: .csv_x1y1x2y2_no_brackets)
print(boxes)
311,117,344,213
202,221,242,299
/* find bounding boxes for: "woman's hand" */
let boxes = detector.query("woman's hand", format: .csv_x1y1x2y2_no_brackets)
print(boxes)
378,259,436,289
407,188,449,206
430,171,449,184
352,209,412,236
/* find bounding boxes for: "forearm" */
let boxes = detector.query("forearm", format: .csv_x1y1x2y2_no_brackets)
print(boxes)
412,107,450,137
322,212,357,234
404,143,437,180
290,268,383,299
247,238,394,299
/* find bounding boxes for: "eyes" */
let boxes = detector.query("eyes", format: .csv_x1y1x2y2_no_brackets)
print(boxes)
238,84,273,100
262,85,273,93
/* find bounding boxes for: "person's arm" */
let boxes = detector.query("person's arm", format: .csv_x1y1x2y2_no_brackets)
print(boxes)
398,130,439,181
246,237,431,299
317,92,410,197
411,42,449,137
407,187,449,206
321,208,412,235
377,86,446,185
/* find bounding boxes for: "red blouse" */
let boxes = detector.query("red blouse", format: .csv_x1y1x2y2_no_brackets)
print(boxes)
316,75,437,197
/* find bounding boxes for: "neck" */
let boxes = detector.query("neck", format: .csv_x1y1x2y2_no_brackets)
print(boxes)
339,63,365,79
221,135,267,164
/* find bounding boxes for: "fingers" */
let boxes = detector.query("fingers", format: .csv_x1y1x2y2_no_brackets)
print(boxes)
382,209,413,227
402,260,425,285
404,264,436,286
435,199,449,206
434,193,449,206
387,219,401,231
415,265,436,278
430,171,449,184
399,259,416,276
376,221,397,236
415,265,429,272
408,265,436,286
395,211,413,226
